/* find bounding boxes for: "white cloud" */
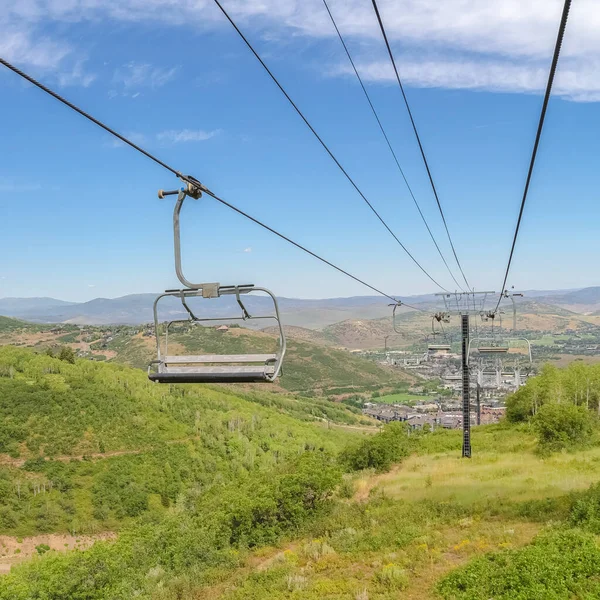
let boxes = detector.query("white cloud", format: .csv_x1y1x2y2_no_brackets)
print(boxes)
107,129,219,149
336,56,600,102
156,129,221,144
0,27,71,71
56,59,96,88
0,22,94,87
3,0,600,100
244,247,252,253
113,62,179,91
87,284,96,288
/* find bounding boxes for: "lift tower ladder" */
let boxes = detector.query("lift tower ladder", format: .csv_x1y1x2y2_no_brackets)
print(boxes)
461,314,471,457
435,291,496,458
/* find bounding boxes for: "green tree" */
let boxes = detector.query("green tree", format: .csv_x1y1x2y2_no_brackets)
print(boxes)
58,346,76,364
533,402,595,452
340,422,412,472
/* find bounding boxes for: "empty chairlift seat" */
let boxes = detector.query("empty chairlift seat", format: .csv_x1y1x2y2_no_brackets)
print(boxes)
477,345,509,354
151,353,279,383
148,285,286,384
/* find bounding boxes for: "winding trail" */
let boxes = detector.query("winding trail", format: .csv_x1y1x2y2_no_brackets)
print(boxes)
0,435,202,468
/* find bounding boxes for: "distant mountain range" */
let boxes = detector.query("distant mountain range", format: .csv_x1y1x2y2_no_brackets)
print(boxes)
1,287,600,328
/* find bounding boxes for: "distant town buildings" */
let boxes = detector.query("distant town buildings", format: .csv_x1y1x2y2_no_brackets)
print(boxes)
363,401,506,430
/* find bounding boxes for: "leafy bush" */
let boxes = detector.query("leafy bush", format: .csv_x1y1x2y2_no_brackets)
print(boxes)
437,528,600,599
374,564,408,590
35,544,50,555
533,402,594,452
0,452,342,599
340,422,413,472
570,482,600,532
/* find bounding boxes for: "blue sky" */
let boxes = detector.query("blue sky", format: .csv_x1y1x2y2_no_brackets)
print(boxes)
1,0,600,302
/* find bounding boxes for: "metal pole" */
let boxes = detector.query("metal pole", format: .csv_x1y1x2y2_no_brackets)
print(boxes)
461,313,472,457
476,382,481,426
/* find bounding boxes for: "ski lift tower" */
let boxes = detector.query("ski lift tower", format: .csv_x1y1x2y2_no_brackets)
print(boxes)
434,291,495,458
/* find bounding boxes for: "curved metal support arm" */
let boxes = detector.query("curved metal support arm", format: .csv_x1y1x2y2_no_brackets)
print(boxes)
390,302,403,334
173,190,205,289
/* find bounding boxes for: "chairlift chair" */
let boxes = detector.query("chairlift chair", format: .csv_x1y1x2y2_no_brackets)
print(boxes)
148,180,286,384
467,337,532,366
470,291,531,362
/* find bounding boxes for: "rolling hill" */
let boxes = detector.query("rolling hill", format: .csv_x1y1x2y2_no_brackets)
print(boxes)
0,319,416,396
4,287,600,331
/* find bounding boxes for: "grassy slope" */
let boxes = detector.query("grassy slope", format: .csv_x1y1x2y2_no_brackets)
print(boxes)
0,316,42,333
114,326,417,395
189,424,600,600
0,320,415,395
0,346,363,537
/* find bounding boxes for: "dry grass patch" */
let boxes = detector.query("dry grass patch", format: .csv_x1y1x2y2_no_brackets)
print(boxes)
375,447,600,507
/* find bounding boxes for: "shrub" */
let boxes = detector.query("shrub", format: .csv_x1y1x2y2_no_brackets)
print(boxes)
437,528,600,599
35,544,50,555
374,564,408,590
302,539,335,561
340,422,413,472
570,482,600,532
533,402,594,452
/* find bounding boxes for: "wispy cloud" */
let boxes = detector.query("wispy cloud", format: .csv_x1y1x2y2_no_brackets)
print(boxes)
5,0,600,101
113,62,179,91
56,59,96,88
0,27,71,71
244,247,252,253
108,129,219,149
156,129,221,144
0,22,95,87
336,56,600,103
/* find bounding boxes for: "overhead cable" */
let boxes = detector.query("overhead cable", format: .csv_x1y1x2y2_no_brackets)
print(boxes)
322,0,466,293
371,0,471,290
212,0,449,292
0,56,423,307
494,0,572,312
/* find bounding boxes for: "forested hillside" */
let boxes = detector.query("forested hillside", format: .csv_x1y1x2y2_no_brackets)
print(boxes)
0,346,363,539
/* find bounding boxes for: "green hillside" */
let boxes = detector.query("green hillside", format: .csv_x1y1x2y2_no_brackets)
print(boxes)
0,316,38,333
4,355,600,598
0,319,415,396
108,325,415,395
0,346,363,539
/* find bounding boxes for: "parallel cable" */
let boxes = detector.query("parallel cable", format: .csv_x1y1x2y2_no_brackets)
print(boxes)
0,56,417,306
494,0,571,312
212,0,449,292
370,0,470,290
322,0,465,292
